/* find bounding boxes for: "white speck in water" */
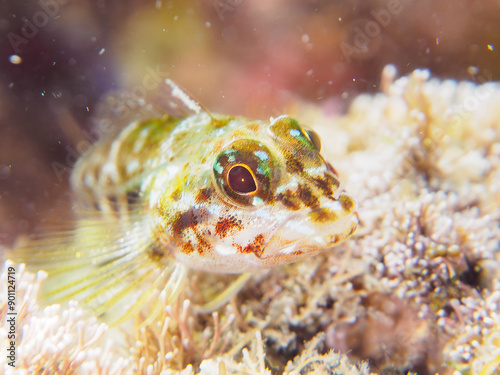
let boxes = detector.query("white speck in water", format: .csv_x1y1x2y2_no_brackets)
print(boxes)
99,48,106,55
173,14,179,21
306,69,314,76
301,34,310,43
205,21,211,28
9,55,22,64
467,66,479,76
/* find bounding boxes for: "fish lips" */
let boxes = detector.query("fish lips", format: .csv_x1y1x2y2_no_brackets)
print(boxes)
260,193,358,261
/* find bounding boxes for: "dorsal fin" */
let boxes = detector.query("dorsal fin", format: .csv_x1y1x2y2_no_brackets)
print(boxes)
92,78,211,133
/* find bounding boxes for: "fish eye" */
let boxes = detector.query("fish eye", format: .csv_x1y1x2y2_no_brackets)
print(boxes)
227,165,257,194
269,117,321,151
304,128,321,151
214,139,274,206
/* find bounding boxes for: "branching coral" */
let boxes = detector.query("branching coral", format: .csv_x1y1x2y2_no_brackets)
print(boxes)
132,297,236,372
0,260,125,375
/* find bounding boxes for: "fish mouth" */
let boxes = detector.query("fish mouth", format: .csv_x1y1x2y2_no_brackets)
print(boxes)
260,194,358,261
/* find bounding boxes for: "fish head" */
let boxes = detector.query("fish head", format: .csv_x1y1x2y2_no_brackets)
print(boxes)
156,114,358,273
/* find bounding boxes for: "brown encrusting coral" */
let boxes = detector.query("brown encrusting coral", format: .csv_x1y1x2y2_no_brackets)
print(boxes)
2,67,500,374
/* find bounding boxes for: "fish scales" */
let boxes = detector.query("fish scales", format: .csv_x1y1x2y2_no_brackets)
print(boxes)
10,80,359,325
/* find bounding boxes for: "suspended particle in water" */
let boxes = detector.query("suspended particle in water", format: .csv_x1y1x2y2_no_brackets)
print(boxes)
9,55,22,64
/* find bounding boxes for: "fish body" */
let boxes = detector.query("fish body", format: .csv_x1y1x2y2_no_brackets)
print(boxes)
12,80,358,323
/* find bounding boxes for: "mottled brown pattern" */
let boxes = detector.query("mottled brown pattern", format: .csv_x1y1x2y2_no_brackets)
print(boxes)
312,173,339,197
215,216,243,238
195,187,213,204
297,184,319,209
276,190,301,210
147,242,167,261
193,228,211,254
182,240,194,254
171,208,211,254
286,157,304,174
339,194,355,212
309,207,337,223
241,234,266,257
172,208,200,237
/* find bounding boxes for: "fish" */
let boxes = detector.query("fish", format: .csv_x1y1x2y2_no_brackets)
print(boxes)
10,80,358,326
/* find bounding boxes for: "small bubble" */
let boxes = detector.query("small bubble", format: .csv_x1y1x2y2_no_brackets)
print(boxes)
205,21,211,28
9,55,22,64
467,66,479,76
301,34,310,43
306,69,314,76
487,44,494,51
173,14,178,21
99,48,106,55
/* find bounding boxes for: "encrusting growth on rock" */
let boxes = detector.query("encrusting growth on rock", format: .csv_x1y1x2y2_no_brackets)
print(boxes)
3,66,500,374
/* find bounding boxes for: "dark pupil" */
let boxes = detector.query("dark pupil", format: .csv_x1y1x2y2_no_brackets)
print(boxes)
228,165,257,194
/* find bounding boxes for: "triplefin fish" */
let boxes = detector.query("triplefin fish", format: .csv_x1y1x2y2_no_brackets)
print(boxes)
11,80,358,325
